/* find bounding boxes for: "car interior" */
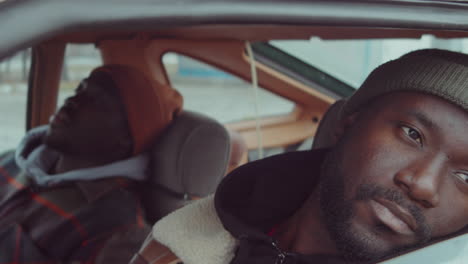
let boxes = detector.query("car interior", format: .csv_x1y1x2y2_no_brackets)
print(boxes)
1,0,468,262
3,31,468,263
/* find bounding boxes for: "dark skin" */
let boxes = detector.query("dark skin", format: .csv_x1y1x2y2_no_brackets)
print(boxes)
275,92,468,261
44,77,132,174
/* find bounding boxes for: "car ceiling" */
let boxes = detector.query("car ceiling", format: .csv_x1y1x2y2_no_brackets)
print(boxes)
2,0,468,60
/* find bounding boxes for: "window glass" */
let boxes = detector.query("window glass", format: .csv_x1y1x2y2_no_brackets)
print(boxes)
162,52,295,123
379,234,468,264
0,49,30,153
58,44,102,106
270,36,468,89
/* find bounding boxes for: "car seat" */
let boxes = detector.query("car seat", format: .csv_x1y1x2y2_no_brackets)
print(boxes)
226,130,248,173
141,110,231,223
311,99,346,149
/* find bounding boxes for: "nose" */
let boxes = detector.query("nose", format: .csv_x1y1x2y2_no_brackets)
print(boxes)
394,153,445,208
64,94,82,108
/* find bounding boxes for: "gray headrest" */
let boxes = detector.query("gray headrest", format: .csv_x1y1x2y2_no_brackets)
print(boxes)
312,99,346,149
151,110,230,197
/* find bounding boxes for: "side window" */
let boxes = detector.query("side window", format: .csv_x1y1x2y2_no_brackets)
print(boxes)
379,233,468,263
0,49,30,153
58,44,102,106
162,52,295,123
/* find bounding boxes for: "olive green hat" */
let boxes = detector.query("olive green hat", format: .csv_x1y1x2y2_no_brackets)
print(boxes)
343,49,468,116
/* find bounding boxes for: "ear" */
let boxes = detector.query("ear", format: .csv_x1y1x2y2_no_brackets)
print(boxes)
332,112,359,144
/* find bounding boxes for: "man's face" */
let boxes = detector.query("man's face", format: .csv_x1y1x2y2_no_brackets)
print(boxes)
320,92,468,262
44,78,131,158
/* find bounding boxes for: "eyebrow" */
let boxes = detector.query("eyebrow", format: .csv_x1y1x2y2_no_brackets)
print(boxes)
404,110,439,131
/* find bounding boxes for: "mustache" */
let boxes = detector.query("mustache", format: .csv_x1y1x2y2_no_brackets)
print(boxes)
355,183,432,241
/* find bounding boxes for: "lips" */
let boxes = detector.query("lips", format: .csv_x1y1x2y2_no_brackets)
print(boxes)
50,107,72,127
369,198,418,236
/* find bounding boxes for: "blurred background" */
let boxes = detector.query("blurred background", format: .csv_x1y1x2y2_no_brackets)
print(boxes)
1,36,466,152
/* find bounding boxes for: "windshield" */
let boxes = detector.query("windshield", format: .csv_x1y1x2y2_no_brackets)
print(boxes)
270,36,468,90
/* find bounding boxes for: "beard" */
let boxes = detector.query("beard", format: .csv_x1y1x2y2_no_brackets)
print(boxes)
318,144,432,262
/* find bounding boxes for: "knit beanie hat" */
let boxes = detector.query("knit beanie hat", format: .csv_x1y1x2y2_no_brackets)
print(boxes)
343,49,468,116
88,64,183,155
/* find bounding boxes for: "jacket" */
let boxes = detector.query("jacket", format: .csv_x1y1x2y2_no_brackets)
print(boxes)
132,149,350,264
0,126,150,263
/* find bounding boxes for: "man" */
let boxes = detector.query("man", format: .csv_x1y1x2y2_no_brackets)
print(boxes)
131,49,468,264
0,65,182,263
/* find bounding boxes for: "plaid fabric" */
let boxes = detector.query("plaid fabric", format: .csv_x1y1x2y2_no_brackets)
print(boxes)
0,151,148,263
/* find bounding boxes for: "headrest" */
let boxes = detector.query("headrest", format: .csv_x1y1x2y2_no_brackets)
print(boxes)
312,99,346,149
150,110,230,197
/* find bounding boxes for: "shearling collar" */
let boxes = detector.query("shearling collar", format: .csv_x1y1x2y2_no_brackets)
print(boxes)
152,196,238,264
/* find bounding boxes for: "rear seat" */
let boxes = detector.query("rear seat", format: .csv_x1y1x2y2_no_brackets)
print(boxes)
141,110,231,223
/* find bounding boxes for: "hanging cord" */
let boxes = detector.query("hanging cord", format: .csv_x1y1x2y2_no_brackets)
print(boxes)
245,41,264,159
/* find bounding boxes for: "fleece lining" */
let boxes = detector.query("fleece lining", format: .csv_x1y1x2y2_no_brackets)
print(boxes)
152,196,238,264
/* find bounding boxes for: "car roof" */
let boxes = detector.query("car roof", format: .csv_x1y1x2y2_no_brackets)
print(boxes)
3,0,468,59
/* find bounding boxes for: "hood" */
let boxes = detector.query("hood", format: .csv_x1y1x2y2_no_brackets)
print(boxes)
214,149,327,240
214,149,351,264
15,125,149,187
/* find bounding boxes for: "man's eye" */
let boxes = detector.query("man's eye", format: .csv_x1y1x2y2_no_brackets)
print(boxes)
402,126,422,146
454,172,468,184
